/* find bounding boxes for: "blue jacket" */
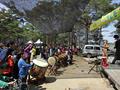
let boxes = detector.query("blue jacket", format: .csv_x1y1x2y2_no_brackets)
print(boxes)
0,48,8,62
0,48,2,52
18,58,32,78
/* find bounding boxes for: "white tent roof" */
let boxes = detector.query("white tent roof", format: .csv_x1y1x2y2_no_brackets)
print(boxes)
27,40,33,44
35,39,43,44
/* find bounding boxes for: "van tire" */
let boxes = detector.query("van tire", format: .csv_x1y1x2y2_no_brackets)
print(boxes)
87,53,92,58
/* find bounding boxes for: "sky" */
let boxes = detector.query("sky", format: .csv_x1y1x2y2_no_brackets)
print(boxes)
0,3,9,10
112,0,120,4
102,23,116,43
102,0,120,43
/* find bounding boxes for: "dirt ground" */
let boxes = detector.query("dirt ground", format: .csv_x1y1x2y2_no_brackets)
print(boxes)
29,55,114,90
54,55,101,79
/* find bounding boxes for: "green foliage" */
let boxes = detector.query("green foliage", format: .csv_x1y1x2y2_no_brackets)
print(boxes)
25,0,90,34
0,0,115,45
77,0,114,44
88,0,114,20
0,10,42,42
56,33,69,45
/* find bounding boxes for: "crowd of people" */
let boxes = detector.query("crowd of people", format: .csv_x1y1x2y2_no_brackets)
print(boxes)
0,40,79,89
0,34,119,89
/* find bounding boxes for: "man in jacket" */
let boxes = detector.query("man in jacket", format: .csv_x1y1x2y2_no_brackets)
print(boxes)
111,35,120,64
18,52,32,83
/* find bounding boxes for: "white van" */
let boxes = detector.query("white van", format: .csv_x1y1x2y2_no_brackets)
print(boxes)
82,45,102,57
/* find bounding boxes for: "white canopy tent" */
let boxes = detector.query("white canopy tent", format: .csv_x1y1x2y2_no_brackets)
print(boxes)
35,39,43,44
27,40,33,44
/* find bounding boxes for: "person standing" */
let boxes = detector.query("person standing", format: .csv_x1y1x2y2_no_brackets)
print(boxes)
30,45,36,62
23,43,33,64
102,40,109,58
18,52,32,83
111,35,120,64
101,40,109,68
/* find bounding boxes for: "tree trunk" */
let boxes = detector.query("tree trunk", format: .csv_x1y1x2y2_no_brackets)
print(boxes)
85,27,89,44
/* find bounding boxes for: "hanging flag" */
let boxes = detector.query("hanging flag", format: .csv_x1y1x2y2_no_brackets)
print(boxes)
90,7,120,31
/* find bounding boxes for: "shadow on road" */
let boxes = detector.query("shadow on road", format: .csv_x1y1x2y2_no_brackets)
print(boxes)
45,77,56,83
29,77,56,90
29,85,46,90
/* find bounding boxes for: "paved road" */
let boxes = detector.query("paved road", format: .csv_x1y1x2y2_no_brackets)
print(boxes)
29,55,114,90
84,56,114,64
54,55,101,79
40,78,114,90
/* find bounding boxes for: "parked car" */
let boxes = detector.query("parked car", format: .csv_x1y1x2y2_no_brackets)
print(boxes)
82,45,102,57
